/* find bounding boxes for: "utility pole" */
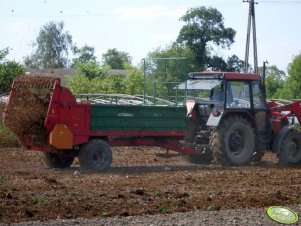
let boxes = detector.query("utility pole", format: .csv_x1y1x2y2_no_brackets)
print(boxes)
243,0,258,73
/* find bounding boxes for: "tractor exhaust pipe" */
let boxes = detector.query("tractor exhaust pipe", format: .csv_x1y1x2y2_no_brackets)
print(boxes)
262,60,268,99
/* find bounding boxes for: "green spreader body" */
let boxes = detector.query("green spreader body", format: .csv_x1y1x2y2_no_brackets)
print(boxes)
90,104,187,132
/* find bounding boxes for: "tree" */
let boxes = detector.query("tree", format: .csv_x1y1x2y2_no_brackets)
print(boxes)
0,48,24,93
177,7,236,70
68,65,143,95
0,47,9,62
102,48,132,69
279,54,301,99
0,62,24,93
74,61,108,80
147,43,194,82
24,21,73,68
226,55,245,72
205,54,244,72
258,65,286,98
207,55,228,71
67,74,94,94
72,45,97,66
148,42,195,73
102,75,125,94
123,69,144,95
146,43,193,99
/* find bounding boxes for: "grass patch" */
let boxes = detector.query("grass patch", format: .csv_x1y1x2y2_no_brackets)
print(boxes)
33,197,48,207
292,199,301,205
0,123,19,148
207,204,220,211
155,191,162,197
157,204,169,214
0,204,5,210
0,175,5,181
99,211,109,218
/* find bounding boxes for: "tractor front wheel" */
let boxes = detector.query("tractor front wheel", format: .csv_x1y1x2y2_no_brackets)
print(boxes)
79,139,112,172
278,130,301,165
210,116,256,166
43,151,75,169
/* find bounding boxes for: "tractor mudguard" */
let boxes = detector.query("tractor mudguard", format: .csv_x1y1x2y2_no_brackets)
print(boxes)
206,111,224,127
272,125,295,154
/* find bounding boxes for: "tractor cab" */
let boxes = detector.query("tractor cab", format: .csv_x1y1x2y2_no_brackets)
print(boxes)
180,71,266,111
180,71,268,130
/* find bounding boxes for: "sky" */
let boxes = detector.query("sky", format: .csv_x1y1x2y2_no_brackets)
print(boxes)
0,0,301,72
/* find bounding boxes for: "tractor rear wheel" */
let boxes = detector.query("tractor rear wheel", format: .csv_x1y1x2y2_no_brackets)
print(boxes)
278,130,301,165
79,139,112,171
43,151,75,169
210,116,256,166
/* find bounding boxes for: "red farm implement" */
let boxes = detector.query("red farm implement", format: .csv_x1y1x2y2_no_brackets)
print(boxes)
3,76,195,171
3,70,301,171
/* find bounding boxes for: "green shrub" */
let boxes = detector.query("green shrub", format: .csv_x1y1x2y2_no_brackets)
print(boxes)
0,61,24,93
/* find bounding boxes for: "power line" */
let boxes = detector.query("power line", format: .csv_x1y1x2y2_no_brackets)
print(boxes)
260,0,301,3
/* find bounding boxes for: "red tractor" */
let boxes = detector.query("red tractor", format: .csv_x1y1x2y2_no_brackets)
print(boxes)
183,71,301,166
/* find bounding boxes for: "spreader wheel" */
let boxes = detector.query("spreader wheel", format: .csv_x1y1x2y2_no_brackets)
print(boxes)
44,151,75,169
278,130,301,165
210,116,256,166
79,139,112,172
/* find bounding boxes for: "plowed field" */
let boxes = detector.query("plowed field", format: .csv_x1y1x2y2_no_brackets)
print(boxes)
1,147,301,224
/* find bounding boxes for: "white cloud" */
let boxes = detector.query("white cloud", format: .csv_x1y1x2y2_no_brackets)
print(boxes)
113,5,186,20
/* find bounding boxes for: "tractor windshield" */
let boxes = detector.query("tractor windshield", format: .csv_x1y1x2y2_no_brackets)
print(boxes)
177,79,223,100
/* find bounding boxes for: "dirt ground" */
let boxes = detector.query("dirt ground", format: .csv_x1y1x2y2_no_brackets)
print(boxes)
1,147,301,224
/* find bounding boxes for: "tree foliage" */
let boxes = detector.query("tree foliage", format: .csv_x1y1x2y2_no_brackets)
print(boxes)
177,7,236,70
102,75,125,94
0,47,9,62
0,59,23,94
102,48,132,69
68,61,143,95
123,69,144,95
225,55,245,72
258,65,286,98
279,54,301,99
208,55,244,72
72,45,97,66
148,42,195,70
68,71,143,95
74,61,108,80
24,21,73,68
0,48,24,93
144,44,192,101
67,74,95,94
